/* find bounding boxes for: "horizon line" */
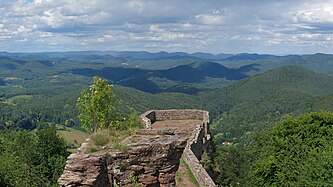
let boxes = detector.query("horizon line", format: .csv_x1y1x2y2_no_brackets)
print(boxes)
0,50,332,56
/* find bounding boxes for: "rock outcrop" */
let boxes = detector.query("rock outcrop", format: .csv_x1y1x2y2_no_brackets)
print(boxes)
59,130,186,187
58,153,110,187
59,109,215,186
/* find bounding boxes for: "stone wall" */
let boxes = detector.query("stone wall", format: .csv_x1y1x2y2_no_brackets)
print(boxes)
141,109,216,187
141,109,205,124
183,126,215,186
141,110,156,129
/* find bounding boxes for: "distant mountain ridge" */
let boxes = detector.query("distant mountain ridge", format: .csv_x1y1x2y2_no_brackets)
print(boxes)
219,53,333,76
71,61,248,93
1,51,333,96
55,51,233,60
222,53,277,61
48,50,233,60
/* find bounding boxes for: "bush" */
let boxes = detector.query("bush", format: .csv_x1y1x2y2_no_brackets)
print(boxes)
91,131,109,147
125,112,141,129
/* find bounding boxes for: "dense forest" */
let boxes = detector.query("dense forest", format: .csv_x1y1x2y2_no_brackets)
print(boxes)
0,127,69,186
1,52,333,186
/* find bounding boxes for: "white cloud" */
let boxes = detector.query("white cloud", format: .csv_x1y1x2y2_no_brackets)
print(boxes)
327,35,333,41
0,0,332,54
195,9,224,25
0,35,12,39
295,6,333,24
267,38,281,45
96,34,115,42
39,31,53,37
149,25,164,32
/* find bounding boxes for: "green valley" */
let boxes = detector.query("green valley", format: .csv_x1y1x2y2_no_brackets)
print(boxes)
1,52,333,186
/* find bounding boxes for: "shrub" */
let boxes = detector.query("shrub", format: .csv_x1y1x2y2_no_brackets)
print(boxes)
91,131,109,147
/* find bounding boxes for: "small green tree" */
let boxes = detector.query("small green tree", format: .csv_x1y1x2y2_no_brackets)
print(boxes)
77,77,123,132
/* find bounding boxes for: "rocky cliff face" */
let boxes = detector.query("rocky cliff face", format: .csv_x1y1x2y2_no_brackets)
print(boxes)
58,130,186,187
59,109,215,186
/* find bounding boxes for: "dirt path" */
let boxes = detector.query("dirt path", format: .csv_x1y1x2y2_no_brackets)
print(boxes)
176,159,198,187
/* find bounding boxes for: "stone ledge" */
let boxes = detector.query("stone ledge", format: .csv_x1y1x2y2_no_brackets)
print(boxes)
59,131,187,187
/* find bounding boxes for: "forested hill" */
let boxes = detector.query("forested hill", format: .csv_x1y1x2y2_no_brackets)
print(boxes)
228,65,333,100
210,65,333,144
1,52,333,134
222,53,333,76
312,94,333,111
0,78,5,85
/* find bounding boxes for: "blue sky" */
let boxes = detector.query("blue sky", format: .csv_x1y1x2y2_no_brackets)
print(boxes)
0,0,332,54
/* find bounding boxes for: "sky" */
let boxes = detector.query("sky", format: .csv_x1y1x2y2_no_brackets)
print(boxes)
0,0,332,54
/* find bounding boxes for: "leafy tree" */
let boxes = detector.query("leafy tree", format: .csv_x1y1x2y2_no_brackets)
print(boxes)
248,111,333,186
213,145,248,186
35,127,69,183
77,77,123,132
0,153,47,187
0,128,68,186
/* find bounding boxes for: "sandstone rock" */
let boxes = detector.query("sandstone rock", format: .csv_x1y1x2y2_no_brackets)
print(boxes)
59,135,186,187
138,174,158,185
159,173,175,184
59,109,215,187
58,153,110,187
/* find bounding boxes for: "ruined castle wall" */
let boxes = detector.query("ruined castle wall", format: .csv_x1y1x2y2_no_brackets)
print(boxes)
141,109,216,187
154,109,204,121
183,117,215,187
140,111,155,129
183,148,216,187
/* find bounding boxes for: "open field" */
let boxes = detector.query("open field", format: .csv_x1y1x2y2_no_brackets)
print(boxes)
1,95,33,105
4,77,22,81
57,126,88,152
